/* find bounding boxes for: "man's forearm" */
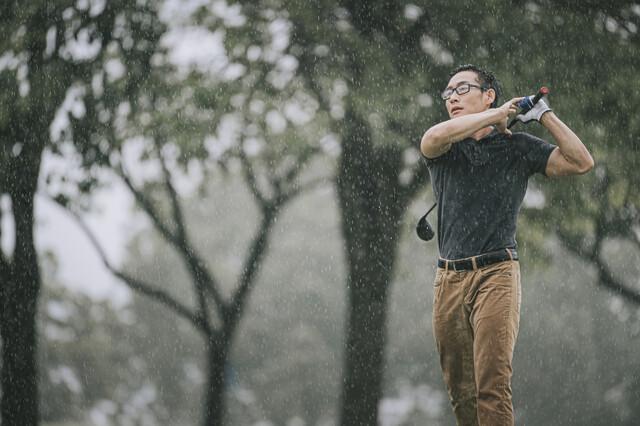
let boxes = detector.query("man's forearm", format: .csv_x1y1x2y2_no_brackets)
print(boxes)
541,111,594,173
421,109,501,157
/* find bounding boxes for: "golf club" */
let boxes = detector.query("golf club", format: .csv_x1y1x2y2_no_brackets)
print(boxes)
416,202,437,241
507,87,549,129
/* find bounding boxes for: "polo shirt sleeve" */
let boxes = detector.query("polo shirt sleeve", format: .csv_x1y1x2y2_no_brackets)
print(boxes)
422,145,455,165
518,133,557,176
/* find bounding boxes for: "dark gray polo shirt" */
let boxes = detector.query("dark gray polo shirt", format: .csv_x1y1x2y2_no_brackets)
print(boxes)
424,127,556,260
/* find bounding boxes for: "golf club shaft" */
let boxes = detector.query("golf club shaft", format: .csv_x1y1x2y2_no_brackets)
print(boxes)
426,202,437,215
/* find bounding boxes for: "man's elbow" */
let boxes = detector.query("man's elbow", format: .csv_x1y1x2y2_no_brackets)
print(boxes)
577,156,595,175
421,127,443,156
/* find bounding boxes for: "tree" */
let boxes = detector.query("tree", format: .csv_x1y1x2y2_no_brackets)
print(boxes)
0,1,163,424
50,4,331,424
117,176,346,424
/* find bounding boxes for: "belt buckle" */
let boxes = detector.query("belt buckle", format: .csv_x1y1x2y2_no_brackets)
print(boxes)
452,261,463,273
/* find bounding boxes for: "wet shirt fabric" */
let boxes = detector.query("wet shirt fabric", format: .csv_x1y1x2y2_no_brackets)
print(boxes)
424,127,556,260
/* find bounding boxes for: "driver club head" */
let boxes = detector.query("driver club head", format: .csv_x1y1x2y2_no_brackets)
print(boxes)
416,214,435,241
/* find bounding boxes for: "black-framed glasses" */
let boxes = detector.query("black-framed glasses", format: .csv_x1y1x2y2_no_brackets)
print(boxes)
441,83,488,100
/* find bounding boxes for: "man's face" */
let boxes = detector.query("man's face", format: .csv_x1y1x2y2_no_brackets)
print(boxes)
444,71,494,118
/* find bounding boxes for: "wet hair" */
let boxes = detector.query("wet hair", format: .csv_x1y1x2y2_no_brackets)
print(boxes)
450,64,502,108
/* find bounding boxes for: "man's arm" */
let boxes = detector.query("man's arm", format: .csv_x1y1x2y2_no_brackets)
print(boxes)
420,97,523,159
541,112,594,178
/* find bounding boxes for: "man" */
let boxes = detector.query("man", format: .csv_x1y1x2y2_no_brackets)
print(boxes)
420,64,594,426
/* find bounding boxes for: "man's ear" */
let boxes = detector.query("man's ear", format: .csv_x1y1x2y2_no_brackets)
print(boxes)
485,88,496,106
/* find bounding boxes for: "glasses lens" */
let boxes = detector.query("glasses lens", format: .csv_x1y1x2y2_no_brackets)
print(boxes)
441,88,452,100
457,84,471,95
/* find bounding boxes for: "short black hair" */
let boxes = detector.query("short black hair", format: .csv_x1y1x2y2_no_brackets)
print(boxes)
450,64,502,108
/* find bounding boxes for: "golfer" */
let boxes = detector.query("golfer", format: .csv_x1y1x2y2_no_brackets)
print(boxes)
420,64,593,425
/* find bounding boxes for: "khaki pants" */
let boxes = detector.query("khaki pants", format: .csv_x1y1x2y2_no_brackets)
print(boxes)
433,258,521,426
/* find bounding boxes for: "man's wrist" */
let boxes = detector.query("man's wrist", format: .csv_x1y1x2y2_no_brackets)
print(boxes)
485,107,505,127
539,110,556,126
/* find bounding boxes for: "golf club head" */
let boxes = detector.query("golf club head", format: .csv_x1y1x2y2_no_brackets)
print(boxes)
416,213,435,241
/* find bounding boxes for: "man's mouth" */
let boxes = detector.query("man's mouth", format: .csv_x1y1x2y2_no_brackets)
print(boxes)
451,106,462,114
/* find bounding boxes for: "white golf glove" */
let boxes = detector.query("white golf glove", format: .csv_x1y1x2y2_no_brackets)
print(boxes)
516,96,553,123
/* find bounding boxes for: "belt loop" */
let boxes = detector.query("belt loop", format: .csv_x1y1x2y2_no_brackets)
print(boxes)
506,248,513,261
445,260,449,273
471,257,478,270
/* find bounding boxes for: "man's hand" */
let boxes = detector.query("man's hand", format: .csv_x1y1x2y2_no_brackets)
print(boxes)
516,96,553,124
496,97,525,135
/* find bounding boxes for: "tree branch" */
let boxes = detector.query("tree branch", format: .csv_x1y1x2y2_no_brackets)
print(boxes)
156,140,189,246
280,176,332,206
112,269,211,333
120,154,229,321
282,146,323,184
154,142,213,327
592,256,640,304
222,137,330,330
118,164,178,244
227,206,276,333
238,148,266,206
556,227,640,304
555,225,596,261
47,196,211,333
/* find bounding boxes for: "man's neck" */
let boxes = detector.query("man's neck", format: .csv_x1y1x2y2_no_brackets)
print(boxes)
472,126,494,141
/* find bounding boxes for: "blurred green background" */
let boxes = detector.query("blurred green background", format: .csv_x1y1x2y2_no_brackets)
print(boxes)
2,0,639,425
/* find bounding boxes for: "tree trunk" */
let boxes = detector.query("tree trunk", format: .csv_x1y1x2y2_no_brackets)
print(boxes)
0,143,42,426
203,335,230,426
337,110,407,425
340,254,398,425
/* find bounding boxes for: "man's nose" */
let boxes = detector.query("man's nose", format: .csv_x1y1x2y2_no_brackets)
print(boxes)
448,93,460,106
